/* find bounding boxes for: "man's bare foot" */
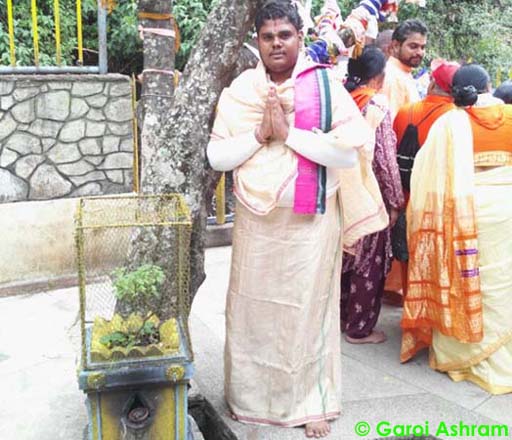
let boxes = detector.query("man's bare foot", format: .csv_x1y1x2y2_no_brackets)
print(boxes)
305,420,330,438
345,330,387,344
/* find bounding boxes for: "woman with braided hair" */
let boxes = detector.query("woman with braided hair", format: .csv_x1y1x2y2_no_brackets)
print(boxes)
402,64,512,394
340,46,404,344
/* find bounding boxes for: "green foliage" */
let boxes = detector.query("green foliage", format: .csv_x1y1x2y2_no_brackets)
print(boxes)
0,0,215,73
0,0,142,73
3,0,511,81
111,263,165,310
99,264,165,349
101,0,142,74
100,330,130,348
398,1,512,81
173,0,219,71
99,320,159,349
0,0,80,66
311,0,352,17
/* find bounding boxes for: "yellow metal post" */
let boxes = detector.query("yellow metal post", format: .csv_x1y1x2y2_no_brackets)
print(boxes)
215,173,226,225
31,0,40,66
53,0,62,65
496,68,502,87
76,0,84,65
131,74,140,194
7,0,16,66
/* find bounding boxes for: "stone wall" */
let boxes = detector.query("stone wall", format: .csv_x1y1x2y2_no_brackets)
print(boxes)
0,74,134,202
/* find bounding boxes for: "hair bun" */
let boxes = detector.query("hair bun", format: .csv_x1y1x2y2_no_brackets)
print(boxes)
452,84,478,107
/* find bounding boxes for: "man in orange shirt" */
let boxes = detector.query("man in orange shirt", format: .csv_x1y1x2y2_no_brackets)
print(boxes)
381,19,428,120
394,59,460,146
380,19,427,303
387,60,459,303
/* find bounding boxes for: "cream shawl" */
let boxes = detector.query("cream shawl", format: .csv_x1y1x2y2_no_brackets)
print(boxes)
211,54,387,246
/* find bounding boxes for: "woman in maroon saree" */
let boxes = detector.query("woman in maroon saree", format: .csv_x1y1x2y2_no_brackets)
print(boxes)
341,47,404,343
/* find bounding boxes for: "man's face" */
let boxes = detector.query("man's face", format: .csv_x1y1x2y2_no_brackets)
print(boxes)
395,32,427,68
257,18,303,82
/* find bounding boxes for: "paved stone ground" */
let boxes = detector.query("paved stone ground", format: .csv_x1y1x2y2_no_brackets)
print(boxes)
0,245,511,439
190,247,512,440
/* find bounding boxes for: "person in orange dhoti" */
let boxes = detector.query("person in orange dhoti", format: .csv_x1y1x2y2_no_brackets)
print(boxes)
389,60,460,301
402,64,512,394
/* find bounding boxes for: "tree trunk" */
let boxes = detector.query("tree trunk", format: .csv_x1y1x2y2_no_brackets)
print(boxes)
138,0,176,181
137,0,262,312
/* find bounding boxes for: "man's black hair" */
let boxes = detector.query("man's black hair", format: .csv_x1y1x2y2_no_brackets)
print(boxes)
392,19,428,43
494,80,512,104
255,1,303,34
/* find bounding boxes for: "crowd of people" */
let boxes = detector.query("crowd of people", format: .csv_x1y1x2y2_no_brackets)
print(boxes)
207,0,512,437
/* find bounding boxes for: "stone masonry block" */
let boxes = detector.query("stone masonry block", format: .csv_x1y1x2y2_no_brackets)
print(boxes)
86,94,108,108
57,159,95,176
11,100,36,124
79,138,102,156
72,82,104,97
0,113,17,141
69,170,105,186
106,170,124,184
108,122,132,136
71,182,102,197
104,97,132,122
48,82,72,90
87,108,106,121
15,154,45,179
0,148,19,168
36,91,70,121
5,132,41,155
28,119,63,138
86,121,106,137
59,120,85,142
85,156,104,166
47,142,82,164
29,164,72,199
102,136,120,153
108,82,130,97
120,138,133,152
13,87,40,102
42,138,56,152
70,98,89,119
0,168,28,202
99,152,132,169
0,82,15,96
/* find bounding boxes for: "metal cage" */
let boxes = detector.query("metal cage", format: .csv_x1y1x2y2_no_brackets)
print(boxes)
75,194,193,371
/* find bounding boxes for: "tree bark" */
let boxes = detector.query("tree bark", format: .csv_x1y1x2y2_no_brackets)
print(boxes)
138,0,176,179
138,0,262,310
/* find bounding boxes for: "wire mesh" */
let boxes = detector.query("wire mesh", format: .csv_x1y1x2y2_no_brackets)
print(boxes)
75,194,192,370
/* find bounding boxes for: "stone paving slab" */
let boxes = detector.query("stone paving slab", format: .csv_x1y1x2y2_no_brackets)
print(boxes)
190,246,512,440
1,245,511,440
0,289,86,440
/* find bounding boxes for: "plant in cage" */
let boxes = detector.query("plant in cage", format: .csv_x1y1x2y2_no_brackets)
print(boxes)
90,263,180,361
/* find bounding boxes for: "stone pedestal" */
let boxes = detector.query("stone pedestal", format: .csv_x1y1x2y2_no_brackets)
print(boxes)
78,321,193,440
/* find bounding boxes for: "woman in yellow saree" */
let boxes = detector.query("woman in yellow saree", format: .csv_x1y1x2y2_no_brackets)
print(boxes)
401,64,512,394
